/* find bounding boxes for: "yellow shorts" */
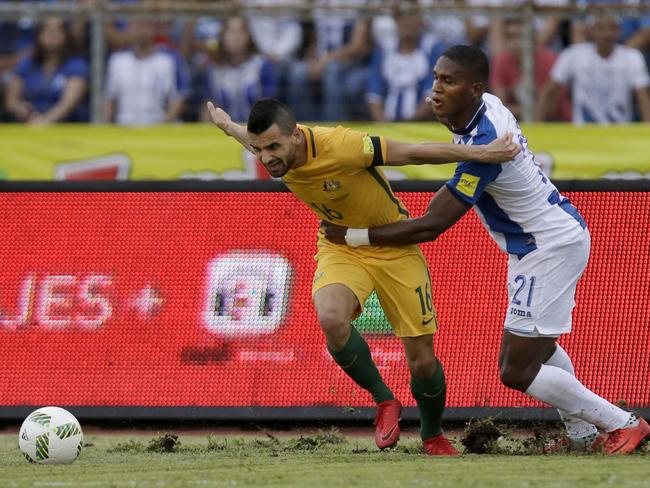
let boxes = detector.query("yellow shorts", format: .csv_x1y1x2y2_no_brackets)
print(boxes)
312,245,438,337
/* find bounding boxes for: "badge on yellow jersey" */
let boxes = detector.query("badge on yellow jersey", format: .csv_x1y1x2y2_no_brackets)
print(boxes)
323,180,341,192
456,173,480,197
362,135,374,155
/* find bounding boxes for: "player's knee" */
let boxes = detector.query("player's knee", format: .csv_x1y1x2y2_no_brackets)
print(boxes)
317,309,349,338
499,363,530,392
408,355,437,379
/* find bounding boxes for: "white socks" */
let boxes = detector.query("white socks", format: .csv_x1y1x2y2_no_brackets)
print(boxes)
544,345,599,444
526,362,632,433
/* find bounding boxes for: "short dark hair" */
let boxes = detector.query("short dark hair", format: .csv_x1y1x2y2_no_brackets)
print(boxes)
441,45,489,84
247,98,297,135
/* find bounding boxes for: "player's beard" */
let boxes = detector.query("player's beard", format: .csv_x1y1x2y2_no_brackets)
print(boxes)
267,154,292,178
276,146,297,177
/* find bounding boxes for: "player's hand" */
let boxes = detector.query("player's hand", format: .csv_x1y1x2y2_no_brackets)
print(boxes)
27,113,51,126
206,101,232,132
320,221,348,244
483,132,520,163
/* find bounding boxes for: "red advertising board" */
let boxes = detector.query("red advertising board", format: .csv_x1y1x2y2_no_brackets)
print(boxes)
0,190,648,412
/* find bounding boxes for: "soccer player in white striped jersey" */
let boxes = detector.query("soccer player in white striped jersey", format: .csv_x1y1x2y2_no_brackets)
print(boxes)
324,44,650,454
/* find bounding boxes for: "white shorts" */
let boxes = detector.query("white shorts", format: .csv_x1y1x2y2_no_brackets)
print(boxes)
504,229,591,337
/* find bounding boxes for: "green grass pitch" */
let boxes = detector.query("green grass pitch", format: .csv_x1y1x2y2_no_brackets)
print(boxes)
1,430,649,488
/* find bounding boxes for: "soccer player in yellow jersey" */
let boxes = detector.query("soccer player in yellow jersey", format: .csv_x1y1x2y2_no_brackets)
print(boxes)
207,98,518,456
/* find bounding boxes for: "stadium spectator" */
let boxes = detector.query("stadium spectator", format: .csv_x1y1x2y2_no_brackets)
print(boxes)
370,0,469,51
537,15,650,124
366,10,444,122
468,0,570,54
0,11,35,121
70,0,197,57
200,16,277,123
420,0,470,47
207,97,517,456
489,18,570,121
286,0,372,121
627,18,650,56
0,2,39,81
240,0,303,64
104,19,190,126
240,0,303,104
104,0,146,53
571,0,650,46
4,16,89,124
179,17,222,121
323,45,650,455
624,2,650,69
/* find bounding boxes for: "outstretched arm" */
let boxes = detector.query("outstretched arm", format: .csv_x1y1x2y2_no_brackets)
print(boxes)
206,101,255,153
384,132,519,166
324,186,470,247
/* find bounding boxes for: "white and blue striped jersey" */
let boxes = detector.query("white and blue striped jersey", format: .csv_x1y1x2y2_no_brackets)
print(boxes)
446,93,587,258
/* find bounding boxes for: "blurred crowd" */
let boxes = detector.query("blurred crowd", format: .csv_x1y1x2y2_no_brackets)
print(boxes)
1,0,650,125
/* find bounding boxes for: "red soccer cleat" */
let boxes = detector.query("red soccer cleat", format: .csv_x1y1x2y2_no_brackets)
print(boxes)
543,432,607,454
374,399,401,449
603,415,650,454
423,434,460,456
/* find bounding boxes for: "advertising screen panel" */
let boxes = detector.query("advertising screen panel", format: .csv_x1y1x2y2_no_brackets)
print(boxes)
0,185,648,417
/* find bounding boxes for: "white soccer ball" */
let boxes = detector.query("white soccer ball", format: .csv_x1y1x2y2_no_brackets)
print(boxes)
19,407,84,464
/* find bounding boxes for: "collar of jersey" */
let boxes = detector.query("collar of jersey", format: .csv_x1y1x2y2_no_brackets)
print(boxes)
298,125,316,163
451,100,486,136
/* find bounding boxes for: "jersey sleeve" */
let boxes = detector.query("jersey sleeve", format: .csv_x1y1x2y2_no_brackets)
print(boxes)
446,161,502,206
334,126,387,170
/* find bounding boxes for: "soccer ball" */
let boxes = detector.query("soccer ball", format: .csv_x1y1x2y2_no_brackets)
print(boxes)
19,407,84,464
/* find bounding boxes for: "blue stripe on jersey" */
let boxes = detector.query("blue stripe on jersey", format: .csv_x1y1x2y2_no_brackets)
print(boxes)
446,116,501,206
449,105,537,258
476,192,538,258
452,101,487,135
446,162,502,206
547,190,586,229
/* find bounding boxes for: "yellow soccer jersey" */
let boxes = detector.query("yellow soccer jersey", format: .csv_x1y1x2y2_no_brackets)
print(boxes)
282,125,409,230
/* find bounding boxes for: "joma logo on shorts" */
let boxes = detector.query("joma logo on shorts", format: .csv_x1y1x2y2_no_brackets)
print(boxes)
509,307,532,317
